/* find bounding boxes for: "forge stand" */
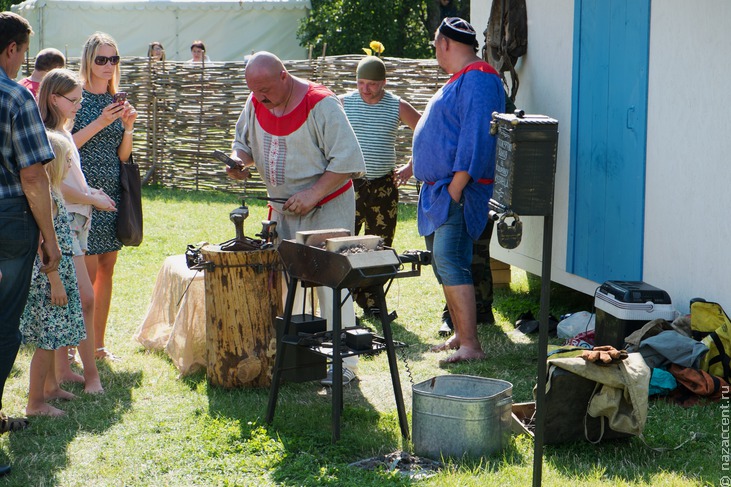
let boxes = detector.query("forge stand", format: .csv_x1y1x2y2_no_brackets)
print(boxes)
265,240,419,443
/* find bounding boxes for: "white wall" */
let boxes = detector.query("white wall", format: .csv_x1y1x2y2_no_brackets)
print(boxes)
473,1,598,295
644,1,731,312
472,0,731,313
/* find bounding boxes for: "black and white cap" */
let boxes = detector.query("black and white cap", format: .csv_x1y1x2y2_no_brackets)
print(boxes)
439,17,479,49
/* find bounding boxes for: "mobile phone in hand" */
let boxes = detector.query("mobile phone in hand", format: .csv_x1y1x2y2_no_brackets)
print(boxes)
112,92,127,104
213,150,240,169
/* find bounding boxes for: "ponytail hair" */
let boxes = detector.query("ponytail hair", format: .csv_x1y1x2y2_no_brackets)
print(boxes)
44,130,74,198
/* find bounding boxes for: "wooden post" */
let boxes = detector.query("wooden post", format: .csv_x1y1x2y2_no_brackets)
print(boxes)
201,246,283,388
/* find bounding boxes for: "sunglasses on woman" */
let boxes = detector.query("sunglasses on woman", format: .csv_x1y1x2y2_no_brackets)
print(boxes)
94,55,120,66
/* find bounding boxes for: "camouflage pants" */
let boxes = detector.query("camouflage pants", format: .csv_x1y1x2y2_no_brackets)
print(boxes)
471,219,495,314
442,219,495,321
352,174,399,311
353,174,398,247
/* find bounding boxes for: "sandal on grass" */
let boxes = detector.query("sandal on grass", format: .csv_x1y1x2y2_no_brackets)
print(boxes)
0,413,29,434
95,347,121,362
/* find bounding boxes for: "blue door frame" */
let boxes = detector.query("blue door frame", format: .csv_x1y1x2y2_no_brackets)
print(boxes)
567,0,651,282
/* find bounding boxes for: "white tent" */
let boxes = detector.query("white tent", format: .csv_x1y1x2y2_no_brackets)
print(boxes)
12,0,311,62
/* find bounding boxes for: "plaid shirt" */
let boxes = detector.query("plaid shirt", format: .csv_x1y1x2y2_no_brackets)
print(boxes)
0,66,54,199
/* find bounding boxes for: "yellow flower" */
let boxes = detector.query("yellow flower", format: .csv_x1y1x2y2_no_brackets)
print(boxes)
369,41,385,55
362,48,373,56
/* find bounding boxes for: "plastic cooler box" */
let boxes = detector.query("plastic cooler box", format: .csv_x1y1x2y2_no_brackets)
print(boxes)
594,281,676,348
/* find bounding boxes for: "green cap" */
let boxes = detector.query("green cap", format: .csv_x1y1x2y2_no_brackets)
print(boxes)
356,56,386,81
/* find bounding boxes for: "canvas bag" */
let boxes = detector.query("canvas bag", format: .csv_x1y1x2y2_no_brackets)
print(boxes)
117,158,143,246
547,353,650,442
692,301,731,381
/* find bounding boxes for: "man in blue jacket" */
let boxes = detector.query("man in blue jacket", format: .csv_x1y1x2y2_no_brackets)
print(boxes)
412,17,504,364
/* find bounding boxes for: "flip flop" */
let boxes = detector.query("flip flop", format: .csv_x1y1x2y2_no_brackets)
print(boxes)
514,311,535,328
95,347,121,362
516,319,539,334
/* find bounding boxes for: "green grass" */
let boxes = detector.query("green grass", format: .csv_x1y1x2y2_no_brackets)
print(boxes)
0,186,722,486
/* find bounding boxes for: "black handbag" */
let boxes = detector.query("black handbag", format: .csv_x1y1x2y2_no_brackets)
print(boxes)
116,157,143,246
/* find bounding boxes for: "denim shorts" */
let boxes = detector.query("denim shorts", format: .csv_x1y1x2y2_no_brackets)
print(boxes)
424,198,473,286
68,212,89,256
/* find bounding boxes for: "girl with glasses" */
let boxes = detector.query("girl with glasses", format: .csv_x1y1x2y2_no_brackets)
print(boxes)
72,32,137,362
38,68,116,394
147,42,165,62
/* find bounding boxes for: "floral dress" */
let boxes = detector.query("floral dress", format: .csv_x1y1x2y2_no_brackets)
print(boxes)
20,193,86,350
72,90,123,254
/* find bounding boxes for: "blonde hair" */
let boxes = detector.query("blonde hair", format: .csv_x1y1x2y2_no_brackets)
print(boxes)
45,131,74,198
79,31,120,94
38,69,81,131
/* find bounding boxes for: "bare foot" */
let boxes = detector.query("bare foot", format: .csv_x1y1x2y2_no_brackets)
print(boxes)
57,371,84,384
44,388,77,401
439,347,487,365
84,378,104,395
26,403,65,417
430,335,460,352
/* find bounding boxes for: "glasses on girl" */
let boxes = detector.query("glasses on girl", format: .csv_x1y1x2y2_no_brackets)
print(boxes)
94,55,120,66
58,94,83,107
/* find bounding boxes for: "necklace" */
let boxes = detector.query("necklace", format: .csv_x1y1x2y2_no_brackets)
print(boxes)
276,78,294,117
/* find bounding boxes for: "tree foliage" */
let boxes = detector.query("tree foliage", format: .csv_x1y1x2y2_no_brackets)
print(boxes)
297,0,471,59
1,1,22,13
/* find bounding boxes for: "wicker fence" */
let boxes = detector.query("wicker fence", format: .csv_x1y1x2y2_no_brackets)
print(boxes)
49,55,450,202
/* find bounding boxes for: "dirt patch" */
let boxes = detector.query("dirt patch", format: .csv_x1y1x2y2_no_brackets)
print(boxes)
349,450,442,480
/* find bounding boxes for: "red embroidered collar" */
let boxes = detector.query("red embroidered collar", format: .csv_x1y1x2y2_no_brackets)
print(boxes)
253,83,333,136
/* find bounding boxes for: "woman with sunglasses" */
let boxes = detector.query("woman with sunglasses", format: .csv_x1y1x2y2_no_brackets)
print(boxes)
72,32,137,362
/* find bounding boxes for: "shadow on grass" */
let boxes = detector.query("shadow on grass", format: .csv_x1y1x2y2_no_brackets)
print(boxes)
186,297,432,486
196,368,418,486
2,367,143,486
494,275,595,327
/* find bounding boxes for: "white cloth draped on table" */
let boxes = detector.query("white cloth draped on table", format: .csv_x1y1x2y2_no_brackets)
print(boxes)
134,254,206,375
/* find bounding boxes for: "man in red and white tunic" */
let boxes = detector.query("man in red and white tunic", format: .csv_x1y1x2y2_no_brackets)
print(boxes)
227,51,365,385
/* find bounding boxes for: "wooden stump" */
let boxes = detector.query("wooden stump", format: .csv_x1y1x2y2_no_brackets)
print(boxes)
490,258,512,288
201,245,283,388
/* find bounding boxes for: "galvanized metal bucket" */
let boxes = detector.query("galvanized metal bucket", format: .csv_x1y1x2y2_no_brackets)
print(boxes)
412,375,513,459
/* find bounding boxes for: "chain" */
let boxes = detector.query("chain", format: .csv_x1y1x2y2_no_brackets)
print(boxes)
176,268,201,307
190,261,284,273
397,346,414,387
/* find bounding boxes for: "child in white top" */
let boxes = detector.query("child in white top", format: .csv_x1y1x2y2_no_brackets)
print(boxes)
38,69,116,394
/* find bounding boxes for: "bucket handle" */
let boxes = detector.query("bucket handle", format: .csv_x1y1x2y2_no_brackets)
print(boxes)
496,397,513,408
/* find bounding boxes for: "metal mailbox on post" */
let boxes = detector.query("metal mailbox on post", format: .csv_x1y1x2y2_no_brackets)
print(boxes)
489,111,559,487
491,112,559,216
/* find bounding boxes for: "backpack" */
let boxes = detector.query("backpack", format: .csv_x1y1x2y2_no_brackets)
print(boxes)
691,300,731,381
483,0,528,104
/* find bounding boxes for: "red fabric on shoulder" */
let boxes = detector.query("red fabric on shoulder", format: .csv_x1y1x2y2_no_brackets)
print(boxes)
447,60,499,85
253,83,333,136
